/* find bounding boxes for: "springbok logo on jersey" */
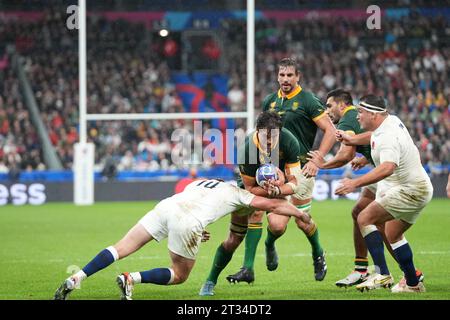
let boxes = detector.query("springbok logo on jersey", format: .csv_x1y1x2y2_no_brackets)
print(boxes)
292,102,299,110
270,102,276,110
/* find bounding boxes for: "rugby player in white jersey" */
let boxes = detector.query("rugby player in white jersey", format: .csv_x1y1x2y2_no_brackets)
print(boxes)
335,94,433,293
54,178,309,300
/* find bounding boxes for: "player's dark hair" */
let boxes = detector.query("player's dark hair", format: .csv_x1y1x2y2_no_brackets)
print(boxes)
326,89,353,106
278,58,299,75
256,111,283,131
359,94,387,111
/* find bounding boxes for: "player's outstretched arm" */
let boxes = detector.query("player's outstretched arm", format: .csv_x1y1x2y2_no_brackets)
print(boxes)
307,143,356,169
335,161,397,195
241,174,271,197
314,115,337,159
250,196,310,223
336,130,372,146
302,115,337,177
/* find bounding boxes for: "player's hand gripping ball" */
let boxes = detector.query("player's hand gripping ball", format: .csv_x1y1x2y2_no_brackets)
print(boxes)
256,164,278,187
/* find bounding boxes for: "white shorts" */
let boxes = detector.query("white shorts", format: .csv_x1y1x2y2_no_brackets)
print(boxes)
291,172,315,201
375,180,433,225
138,204,204,260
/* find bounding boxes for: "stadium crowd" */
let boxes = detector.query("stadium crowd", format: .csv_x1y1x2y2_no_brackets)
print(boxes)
0,54,45,176
0,7,448,176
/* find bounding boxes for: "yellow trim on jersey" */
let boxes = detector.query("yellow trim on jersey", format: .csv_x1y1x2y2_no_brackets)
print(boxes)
252,131,265,154
277,85,302,99
285,161,301,169
345,130,356,135
312,112,326,122
342,105,357,116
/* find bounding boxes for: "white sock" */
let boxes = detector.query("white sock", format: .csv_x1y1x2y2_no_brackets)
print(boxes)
390,237,408,250
73,270,87,282
167,268,175,285
106,246,119,261
360,224,378,238
130,272,142,284
68,270,87,289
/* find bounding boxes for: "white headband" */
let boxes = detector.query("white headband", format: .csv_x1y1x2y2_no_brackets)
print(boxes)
358,101,387,113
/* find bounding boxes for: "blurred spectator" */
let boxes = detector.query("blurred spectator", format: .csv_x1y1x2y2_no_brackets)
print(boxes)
227,84,245,112
101,149,117,180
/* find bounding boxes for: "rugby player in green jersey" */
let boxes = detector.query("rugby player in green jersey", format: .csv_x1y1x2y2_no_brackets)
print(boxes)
227,58,336,284
307,89,423,288
199,111,311,296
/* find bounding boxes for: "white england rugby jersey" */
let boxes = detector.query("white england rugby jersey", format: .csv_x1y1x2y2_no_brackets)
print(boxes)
370,115,431,188
156,179,255,228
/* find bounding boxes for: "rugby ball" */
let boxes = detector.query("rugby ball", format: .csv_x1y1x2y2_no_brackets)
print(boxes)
255,164,278,187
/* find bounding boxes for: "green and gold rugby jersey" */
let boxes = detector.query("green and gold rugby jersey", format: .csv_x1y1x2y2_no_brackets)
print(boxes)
237,127,301,188
262,86,326,165
337,106,374,165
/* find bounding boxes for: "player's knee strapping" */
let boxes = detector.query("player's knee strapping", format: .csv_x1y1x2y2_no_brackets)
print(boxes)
230,221,248,237
296,201,312,215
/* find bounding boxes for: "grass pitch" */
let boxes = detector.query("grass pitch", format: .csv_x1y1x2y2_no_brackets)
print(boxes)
1,199,449,300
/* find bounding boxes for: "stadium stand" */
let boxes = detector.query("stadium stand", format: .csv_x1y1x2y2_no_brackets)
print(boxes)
0,3,448,179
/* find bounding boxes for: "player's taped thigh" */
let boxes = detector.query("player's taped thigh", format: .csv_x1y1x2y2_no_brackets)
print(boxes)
230,213,248,238
230,221,248,237
296,201,312,215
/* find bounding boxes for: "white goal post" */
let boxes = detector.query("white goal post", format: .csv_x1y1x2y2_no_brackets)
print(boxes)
74,0,255,205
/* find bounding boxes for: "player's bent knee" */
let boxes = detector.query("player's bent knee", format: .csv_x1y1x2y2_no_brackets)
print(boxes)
270,225,286,235
268,221,287,235
356,212,371,228
172,273,189,284
267,214,289,235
